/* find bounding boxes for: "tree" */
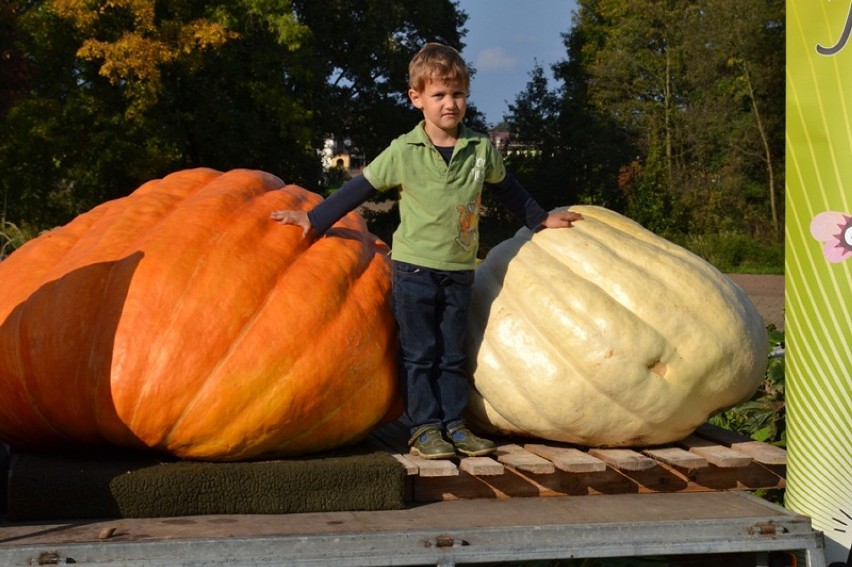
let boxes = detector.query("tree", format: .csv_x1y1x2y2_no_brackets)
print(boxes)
0,0,467,233
522,0,785,242
501,7,631,219
291,0,468,163
683,0,785,239
508,64,560,151
551,3,632,211
0,2,30,118
573,0,696,232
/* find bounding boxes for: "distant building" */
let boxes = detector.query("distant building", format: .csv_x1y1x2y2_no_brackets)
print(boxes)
487,128,541,157
321,138,365,174
487,129,510,153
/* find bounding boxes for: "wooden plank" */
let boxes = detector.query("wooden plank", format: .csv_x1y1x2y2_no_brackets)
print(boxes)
588,449,658,471
366,436,418,475
495,444,556,475
524,444,607,473
459,457,504,476
414,467,567,501
694,424,787,465
392,453,420,476
678,436,753,468
642,447,708,470
726,441,787,466
410,455,786,502
406,454,459,477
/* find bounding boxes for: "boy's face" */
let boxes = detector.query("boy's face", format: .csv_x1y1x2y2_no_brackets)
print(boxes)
409,77,468,137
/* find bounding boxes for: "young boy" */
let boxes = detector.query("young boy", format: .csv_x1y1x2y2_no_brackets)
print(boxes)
271,43,582,459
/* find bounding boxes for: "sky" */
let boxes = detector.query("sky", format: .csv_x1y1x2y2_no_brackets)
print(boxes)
455,0,579,127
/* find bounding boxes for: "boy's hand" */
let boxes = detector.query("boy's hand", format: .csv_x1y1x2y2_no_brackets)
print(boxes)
270,209,315,238
541,210,584,229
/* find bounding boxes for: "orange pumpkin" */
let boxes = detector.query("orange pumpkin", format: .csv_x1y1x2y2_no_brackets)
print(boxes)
0,168,399,461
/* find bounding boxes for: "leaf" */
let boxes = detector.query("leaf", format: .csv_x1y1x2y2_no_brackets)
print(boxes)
768,329,785,345
751,425,773,442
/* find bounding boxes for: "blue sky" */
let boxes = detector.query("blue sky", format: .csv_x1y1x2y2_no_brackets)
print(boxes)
455,0,579,127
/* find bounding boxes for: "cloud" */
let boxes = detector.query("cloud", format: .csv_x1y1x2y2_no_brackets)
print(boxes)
475,47,518,72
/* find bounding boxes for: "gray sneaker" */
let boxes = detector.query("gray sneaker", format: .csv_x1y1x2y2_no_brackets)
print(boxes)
409,425,455,459
446,424,496,457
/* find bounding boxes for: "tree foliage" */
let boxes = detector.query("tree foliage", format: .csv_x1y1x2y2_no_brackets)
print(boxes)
505,0,784,248
2,0,784,266
0,0,466,234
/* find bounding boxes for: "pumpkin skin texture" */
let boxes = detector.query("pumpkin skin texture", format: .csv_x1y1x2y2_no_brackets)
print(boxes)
0,168,399,461
465,205,768,447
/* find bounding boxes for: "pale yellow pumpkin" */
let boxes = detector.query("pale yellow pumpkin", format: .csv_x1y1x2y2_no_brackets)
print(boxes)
465,205,768,446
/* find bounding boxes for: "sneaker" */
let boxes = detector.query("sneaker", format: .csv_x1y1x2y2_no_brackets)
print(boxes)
408,425,455,460
446,424,496,457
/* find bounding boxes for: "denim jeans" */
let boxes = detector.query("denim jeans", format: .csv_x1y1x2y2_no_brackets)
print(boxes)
392,260,474,435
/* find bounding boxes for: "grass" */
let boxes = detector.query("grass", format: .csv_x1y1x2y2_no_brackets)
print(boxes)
0,219,42,261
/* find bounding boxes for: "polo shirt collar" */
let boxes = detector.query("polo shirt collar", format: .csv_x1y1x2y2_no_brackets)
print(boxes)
405,121,478,150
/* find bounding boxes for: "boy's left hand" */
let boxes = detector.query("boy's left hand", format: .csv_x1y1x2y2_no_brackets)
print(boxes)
541,210,584,229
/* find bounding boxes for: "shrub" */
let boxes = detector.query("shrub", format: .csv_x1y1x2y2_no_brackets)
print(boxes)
670,231,783,274
710,328,785,446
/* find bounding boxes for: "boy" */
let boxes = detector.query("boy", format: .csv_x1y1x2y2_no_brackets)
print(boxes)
271,43,582,459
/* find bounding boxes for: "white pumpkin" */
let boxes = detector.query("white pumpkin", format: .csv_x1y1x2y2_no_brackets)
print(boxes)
465,205,768,446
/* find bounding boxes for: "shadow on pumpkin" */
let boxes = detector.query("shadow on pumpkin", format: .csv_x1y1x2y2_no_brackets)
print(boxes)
325,226,376,243
463,233,528,431
0,251,148,454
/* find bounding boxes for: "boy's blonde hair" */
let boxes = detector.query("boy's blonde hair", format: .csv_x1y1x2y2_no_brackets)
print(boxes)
408,43,470,93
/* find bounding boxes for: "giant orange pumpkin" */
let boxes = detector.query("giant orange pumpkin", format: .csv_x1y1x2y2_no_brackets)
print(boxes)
0,168,399,461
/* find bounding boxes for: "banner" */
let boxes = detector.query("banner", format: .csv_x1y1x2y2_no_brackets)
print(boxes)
786,2,852,564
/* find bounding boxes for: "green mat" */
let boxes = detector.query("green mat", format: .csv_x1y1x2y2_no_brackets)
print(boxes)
6,443,405,521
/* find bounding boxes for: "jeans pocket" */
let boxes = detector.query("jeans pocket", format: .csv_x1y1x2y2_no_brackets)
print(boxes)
392,260,422,277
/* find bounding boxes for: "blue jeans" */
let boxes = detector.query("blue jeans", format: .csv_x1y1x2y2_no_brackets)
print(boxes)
392,261,474,435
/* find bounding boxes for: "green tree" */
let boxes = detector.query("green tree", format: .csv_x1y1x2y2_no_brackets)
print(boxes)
682,0,785,240
578,0,784,239
291,0,468,163
503,64,563,213
505,0,784,253
577,0,695,233
2,0,286,229
0,2,29,118
502,6,631,219
551,4,632,211
0,0,467,234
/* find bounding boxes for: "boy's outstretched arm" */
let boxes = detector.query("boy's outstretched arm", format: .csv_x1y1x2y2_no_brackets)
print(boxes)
488,173,584,230
541,210,584,229
270,209,314,237
270,175,377,238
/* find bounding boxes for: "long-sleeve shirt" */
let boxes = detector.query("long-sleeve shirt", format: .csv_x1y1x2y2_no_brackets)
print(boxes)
308,122,548,270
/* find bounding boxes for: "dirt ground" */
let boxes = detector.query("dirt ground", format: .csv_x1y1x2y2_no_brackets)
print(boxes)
726,273,784,330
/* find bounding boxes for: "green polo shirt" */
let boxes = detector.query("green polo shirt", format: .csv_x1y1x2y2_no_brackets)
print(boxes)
363,121,506,271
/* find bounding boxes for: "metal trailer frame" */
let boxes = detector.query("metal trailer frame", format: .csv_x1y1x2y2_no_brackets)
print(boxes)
0,491,826,566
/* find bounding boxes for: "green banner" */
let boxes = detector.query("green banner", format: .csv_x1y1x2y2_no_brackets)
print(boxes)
786,1,852,564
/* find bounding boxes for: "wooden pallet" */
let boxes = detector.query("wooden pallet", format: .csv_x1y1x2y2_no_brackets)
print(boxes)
368,422,786,503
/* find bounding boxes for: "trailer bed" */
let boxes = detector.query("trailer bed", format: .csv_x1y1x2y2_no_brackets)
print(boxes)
0,422,826,566
0,491,824,566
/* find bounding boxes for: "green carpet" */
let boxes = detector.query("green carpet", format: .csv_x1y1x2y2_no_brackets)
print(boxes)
6,443,405,521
